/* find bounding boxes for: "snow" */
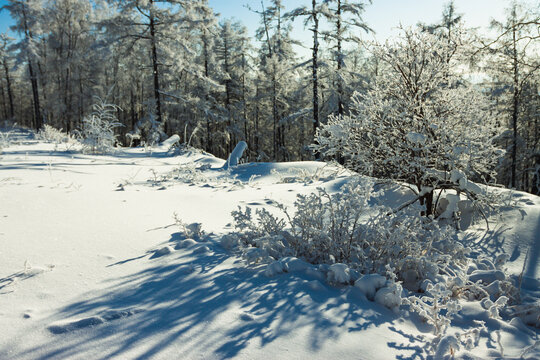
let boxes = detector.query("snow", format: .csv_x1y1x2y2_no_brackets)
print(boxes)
0,128,539,359
161,134,180,149
222,140,248,169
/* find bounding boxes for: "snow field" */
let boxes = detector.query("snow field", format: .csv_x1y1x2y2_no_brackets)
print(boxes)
0,130,538,359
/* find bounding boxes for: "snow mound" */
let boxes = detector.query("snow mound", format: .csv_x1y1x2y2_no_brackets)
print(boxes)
220,234,241,250
150,246,174,258
326,263,351,285
374,283,403,312
243,247,268,264
192,245,211,254
355,274,388,301
222,141,247,169
307,280,326,291
468,269,506,284
175,238,198,249
161,134,180,149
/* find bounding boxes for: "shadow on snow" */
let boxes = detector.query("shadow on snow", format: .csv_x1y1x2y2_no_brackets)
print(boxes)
7,233,392,359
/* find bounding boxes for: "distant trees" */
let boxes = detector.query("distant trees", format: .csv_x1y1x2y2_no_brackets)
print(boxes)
322,0,371,116
0,0,538,196
3,0,44,129
477,2,539,192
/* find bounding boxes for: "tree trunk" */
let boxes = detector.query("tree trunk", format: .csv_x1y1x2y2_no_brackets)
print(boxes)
149,2,163,130
510,25,519,189
3,58,14,118
419,188,434,217
312,0,319,135
336,0,344,116
0,83,7,119
22,7,42,130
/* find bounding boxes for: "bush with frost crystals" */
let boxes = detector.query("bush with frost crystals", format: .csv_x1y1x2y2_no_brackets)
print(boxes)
0,130,12,153
231,178,468,287
76,98,122,154
38,125,79,151
404,282,462,337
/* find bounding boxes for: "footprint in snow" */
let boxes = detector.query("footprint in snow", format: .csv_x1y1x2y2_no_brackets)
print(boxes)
48,309,143,334
238,312,257,322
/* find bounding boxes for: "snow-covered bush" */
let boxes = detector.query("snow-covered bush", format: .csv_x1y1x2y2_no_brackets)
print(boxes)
173,213,204,240
313,28,503,217
405,282,462,337
76,98,122,154
38,125,79,151
38,125,68,143
231,178,469,289
0,130,12,153
126,100,165,147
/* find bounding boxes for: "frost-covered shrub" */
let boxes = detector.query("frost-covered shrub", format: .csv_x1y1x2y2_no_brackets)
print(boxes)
0,130,12,153
231,178,468,289
173,213,204,240
404,282,462,337
38,125,79,151
38,125,68,143
127,101,165,147
76,98,122,154
404,282,489,357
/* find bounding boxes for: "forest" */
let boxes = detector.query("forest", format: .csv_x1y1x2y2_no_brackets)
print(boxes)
0,0,539,194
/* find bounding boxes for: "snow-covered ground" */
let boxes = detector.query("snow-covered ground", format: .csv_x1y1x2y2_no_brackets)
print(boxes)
1,128,538,359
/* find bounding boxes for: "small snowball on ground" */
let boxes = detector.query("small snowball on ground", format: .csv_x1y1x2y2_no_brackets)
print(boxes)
355,274,388,301
327,263,351,284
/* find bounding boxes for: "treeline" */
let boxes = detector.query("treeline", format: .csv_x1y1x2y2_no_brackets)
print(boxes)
0,0,538,193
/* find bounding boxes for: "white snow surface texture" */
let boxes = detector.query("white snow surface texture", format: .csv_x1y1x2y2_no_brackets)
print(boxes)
0,128,539,360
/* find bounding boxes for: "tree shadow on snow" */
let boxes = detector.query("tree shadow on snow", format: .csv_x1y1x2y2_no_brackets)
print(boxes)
387,326,428,360
8,235,392,360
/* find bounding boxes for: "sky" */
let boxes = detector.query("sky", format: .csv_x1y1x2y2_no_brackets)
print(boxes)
0,0,513,57
208,0,511,51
